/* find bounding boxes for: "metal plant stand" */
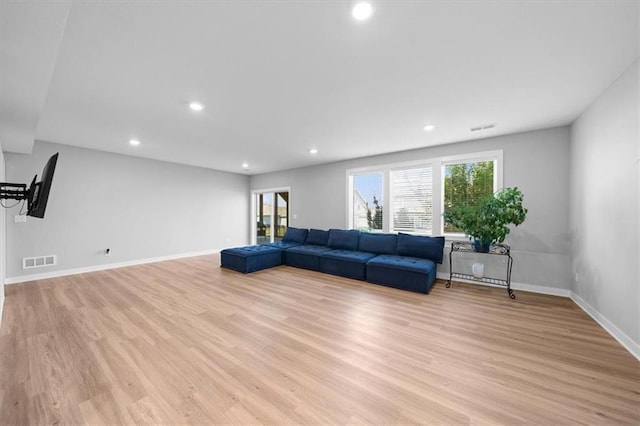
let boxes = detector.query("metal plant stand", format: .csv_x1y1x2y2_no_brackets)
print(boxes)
446,241,515,299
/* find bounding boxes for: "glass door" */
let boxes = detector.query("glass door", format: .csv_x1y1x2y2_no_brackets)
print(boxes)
254,189,290,245
274,191,288,242
255,193,272,245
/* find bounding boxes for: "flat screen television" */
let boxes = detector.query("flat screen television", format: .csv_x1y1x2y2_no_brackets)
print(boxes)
0,152,59,219
27,153,59,218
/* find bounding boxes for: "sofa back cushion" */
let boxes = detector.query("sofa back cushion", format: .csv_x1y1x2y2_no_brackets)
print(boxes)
358,233,398,255
396,233,445,263
282,227,309,243
327,229,360,251
305,229,329,246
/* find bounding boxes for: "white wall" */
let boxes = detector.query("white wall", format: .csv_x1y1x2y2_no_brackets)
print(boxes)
570,60,639,349
250,126,572,292
5,141,250,280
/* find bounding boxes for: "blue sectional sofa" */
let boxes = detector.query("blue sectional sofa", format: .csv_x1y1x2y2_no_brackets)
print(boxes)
220,227,445,294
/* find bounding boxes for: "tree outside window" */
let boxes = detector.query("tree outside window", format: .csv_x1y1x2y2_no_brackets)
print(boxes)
366,195,383,230
443,161,495,233
352,173,383,231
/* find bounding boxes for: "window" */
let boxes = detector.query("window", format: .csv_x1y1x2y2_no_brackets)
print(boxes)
443,160,495,233
390,166,432,233
347,150,502,237
350,172,383,231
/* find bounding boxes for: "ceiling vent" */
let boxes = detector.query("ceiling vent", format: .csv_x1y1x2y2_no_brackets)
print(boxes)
470,123,496,132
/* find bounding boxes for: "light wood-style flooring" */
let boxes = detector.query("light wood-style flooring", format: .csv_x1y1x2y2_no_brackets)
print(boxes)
1,254,638,425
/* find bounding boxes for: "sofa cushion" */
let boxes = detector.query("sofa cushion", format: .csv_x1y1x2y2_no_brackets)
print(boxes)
320,249,377,280
321,249,378,263
366,254,436,274
266,241,304,263
282,227,309,243
285,245,333,271
396,233,445,264
267,241,303,249
327,229,360,251
358,233,398,255
220,245,283,273
305,229,329,246
366,254,438,293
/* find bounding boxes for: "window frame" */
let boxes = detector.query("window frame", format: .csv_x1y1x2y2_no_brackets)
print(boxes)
440,150,503,238
346,150,503,238
346,168,385,231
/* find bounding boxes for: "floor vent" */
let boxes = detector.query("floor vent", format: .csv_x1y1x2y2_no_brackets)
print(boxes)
23,255,57,270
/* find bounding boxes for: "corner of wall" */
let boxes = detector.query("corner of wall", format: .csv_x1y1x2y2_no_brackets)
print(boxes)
570,291,640,361
569,59,640,357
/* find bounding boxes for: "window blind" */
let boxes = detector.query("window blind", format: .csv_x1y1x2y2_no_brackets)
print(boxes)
390,166,433,233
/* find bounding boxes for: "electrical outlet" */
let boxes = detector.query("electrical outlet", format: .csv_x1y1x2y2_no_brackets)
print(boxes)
14,215,27,223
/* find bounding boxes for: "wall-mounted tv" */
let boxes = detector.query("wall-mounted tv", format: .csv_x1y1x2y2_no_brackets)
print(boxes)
0,152,59,219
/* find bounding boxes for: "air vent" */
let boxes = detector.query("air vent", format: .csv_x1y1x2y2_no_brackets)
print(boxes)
22,255,57,270
470,123,496,132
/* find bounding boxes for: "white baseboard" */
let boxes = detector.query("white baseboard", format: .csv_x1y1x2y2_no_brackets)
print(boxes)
570,291,640,362
5,249,221,285
440,272,639,361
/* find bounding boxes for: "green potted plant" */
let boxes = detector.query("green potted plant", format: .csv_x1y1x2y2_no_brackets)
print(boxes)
443,187,528,252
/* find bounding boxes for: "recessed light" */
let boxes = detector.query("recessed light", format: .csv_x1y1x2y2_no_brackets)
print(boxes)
310,148,318,155
189,102,204,111
423,124,435,132
352,2,374,21
242,163,249,169
129,139,141,146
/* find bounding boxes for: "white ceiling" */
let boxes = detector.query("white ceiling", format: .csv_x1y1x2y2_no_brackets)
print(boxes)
1,1,638,175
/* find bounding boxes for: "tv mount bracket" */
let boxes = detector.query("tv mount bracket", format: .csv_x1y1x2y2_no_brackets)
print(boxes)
0,182,29,201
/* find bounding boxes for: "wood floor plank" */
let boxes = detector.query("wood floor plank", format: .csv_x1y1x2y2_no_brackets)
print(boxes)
0,253,638,425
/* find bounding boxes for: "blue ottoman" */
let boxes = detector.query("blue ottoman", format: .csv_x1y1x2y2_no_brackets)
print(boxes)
220,245,283,273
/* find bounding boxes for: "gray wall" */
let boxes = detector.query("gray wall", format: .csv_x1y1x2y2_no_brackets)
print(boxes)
5,141,250,279
570,60,639,345
0,143,5,323
250,126,572,290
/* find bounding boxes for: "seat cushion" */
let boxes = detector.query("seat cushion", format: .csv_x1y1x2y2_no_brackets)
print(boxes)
366,254,436,274
366,254,437,293
396,233,445,263
320,249,377,280
267,241,304,263
220,245,283,273
285,245,333,271
267,241,304,249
